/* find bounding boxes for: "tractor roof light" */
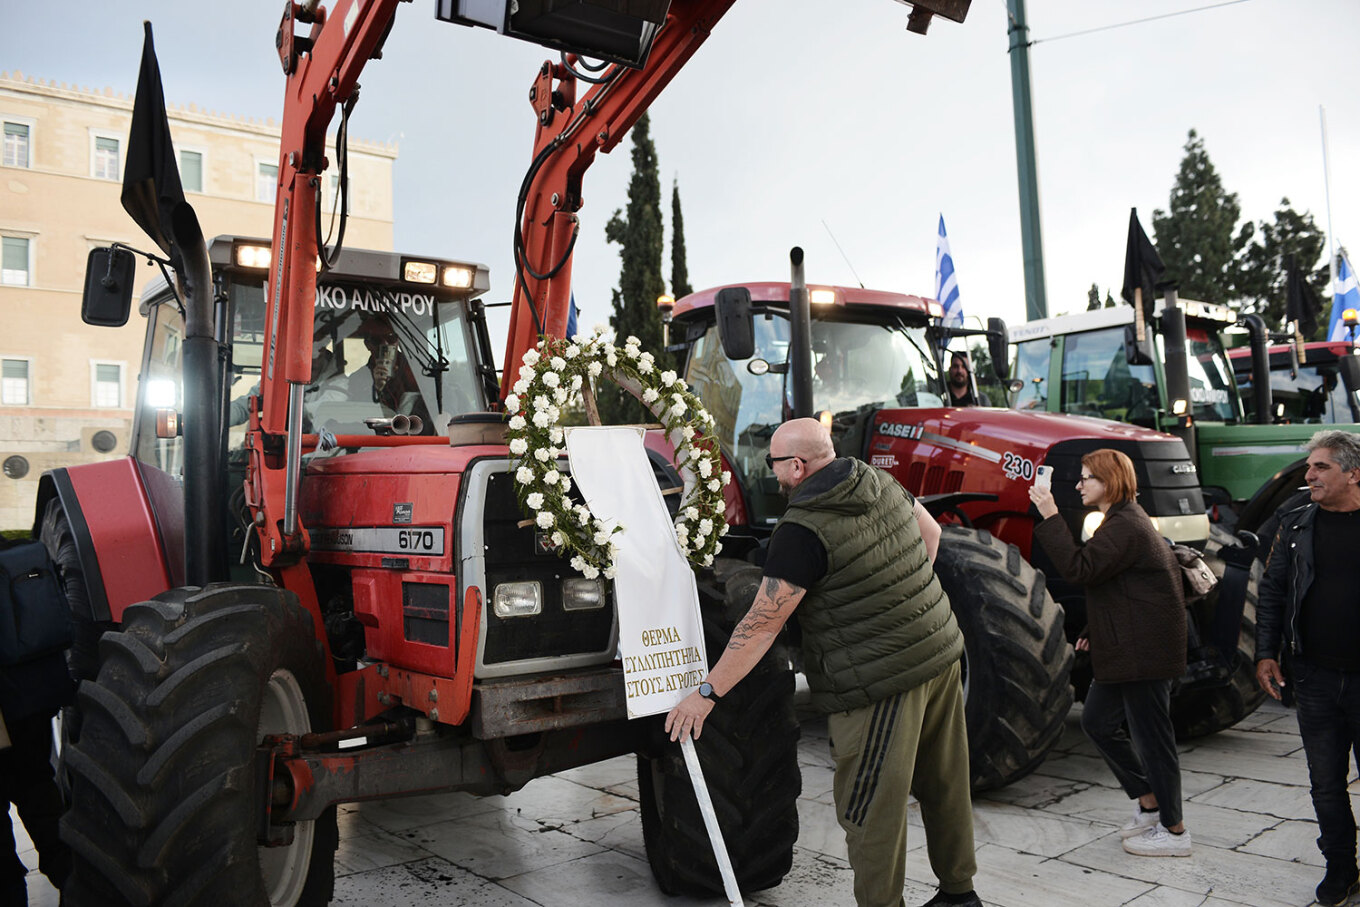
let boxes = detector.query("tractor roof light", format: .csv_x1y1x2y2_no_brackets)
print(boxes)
434,0,670,69
403,260,438,284
234,243,272,270
1345,308,1359,328
926,300,945,319
1171,398,1189,416
442,265,474,289
809,288,837,306
656,293,675,320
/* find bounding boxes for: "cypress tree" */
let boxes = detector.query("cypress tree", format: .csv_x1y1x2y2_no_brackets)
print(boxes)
671,178,693,299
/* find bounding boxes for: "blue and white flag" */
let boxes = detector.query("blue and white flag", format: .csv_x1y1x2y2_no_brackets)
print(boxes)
934,214,962,328
1327,253,1359,342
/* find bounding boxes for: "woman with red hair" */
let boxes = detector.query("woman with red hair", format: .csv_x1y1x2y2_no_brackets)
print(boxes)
1030,448,1191,857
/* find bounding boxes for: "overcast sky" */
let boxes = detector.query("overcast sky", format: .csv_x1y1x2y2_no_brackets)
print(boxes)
4,0,1358,354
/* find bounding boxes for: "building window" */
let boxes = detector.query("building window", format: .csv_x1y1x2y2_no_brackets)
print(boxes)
180,149,203,193
3,122,29,168
92,362,124,408
2,358,29,405
257,162,278,202
93,134,120,180
1,236,30,286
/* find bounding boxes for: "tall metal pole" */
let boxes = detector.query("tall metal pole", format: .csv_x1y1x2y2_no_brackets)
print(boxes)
1007,0,1048,321
1321,105,1338,300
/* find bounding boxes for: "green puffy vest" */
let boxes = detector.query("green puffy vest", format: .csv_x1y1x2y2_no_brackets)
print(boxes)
780,458,963,713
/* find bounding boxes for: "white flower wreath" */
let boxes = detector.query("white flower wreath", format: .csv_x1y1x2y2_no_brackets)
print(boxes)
504,328,731,578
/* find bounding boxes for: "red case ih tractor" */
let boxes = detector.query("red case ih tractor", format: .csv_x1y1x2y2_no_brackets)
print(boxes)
655,254,1257,785
36,2,976,903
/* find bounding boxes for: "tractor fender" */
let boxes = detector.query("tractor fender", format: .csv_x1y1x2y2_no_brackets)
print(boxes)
1235,457,1309,536
33,459,177,624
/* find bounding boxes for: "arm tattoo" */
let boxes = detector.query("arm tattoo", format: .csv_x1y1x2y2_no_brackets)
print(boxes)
727,577,805,650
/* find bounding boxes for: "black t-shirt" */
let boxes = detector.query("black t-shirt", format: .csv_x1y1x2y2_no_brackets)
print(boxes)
763,523,829,590
1301,507,1360,672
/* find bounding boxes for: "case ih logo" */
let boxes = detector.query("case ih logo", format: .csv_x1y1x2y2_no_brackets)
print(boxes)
878,422,924,440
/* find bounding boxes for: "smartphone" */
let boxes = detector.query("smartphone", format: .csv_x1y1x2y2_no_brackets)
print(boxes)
1034,465,1053,491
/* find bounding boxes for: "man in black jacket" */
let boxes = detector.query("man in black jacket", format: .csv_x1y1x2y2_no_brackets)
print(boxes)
1258,429,1360,906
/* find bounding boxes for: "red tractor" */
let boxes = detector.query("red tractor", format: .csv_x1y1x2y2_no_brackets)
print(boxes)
35,2,977,904
659,253,1254,788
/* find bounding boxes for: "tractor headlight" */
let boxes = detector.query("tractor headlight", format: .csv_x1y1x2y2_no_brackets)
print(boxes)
442,265,474,288
403,260,438,284
493,581,542,618
1081,510,1104,541
562,578,605,611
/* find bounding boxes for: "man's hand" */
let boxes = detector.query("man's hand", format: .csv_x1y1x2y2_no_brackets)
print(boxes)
1029,485,1058,519
665,691,715,741
1256,658,1286,700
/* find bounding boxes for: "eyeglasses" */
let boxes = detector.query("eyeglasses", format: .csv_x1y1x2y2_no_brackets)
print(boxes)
1076,474,1101,485
766,454,803,468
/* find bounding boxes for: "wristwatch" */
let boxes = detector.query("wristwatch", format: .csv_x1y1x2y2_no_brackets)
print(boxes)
698,681,721,702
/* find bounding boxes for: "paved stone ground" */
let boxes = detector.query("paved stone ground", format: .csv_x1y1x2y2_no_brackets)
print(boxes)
12,698,1360,906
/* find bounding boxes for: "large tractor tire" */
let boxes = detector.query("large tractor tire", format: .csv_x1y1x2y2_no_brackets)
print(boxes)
60,584,338,907
933,526,1074,792
1170,526,1267,740
638,568,800,897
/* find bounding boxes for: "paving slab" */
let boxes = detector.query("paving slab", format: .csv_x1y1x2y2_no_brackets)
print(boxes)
332,856,540,906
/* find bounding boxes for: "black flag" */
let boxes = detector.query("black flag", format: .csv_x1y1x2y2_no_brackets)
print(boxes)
1285,255,1320,338
121,21,200,270
1121,208,1165,322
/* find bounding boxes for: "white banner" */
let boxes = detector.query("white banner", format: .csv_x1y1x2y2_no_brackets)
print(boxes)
564,426,707,719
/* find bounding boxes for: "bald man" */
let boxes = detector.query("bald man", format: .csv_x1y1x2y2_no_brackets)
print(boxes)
666,418,979,907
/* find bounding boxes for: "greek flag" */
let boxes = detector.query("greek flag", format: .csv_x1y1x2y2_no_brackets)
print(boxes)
1327,253,1359,342
935,215,962,328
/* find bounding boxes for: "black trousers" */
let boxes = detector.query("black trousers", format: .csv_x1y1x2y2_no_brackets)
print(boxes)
1081,678,1183,829
1,712,68,904
1293,657,1360,869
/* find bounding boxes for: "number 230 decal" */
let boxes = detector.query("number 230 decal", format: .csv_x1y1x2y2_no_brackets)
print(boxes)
1002,452,1035,481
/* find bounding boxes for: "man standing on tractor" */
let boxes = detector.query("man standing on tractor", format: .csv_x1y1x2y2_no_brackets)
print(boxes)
666,418,981,907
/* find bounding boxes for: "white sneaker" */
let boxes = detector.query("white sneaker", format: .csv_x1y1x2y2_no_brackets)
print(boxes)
1122,823,1192,857
1119,805,1161,839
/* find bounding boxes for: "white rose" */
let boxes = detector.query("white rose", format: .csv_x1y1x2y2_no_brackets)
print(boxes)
534,447,551,462
685,507,699,521
543,372,560,388
579,508,591,526
532,410,552,428
551,531,564,547
722,471,732,485
582,564,600,580
669,403,686,418
605,351,617,367
549,427,564,444
675,524,689,540
699,518,713,535
702,554,714,567
559,476,572,494
571,555,587,572
570,375,582,391
638,359,654,374
523,349,540,366
527,492,544,509
509,415,526,430
518,364,535,381
716,499,726,514
534,395,551,410
565,344,580,359
698,457,712,478
639,351,654,366
593,527,612,545
719,523,729,537
543,469,560,486
554,389,568,406
516,466,534,484
509,438,528,456
588,361,603,378
505,394,520,412
551,356,566,371
603,565,617,580
660,370,677,386
513,379,529,395
642,387,659,404
707,479,721,492
676,378,688,390
671,393,685,408
536,511,554,529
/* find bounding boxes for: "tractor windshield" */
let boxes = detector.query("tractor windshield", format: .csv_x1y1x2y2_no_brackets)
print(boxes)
683,312,942,526
1183,327,1240,423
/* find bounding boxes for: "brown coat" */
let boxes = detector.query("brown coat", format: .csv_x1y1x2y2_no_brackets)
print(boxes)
1034,501,1187,683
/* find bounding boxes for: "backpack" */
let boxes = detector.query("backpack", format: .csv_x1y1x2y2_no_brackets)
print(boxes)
0,538,73,665
1169,541,1217,602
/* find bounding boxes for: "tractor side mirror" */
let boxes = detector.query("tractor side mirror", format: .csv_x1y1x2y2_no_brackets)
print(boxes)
1123,324,1154,366
714,286,755,361
82,246,136,327
1340,352,1360,396
986,317,1009,380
